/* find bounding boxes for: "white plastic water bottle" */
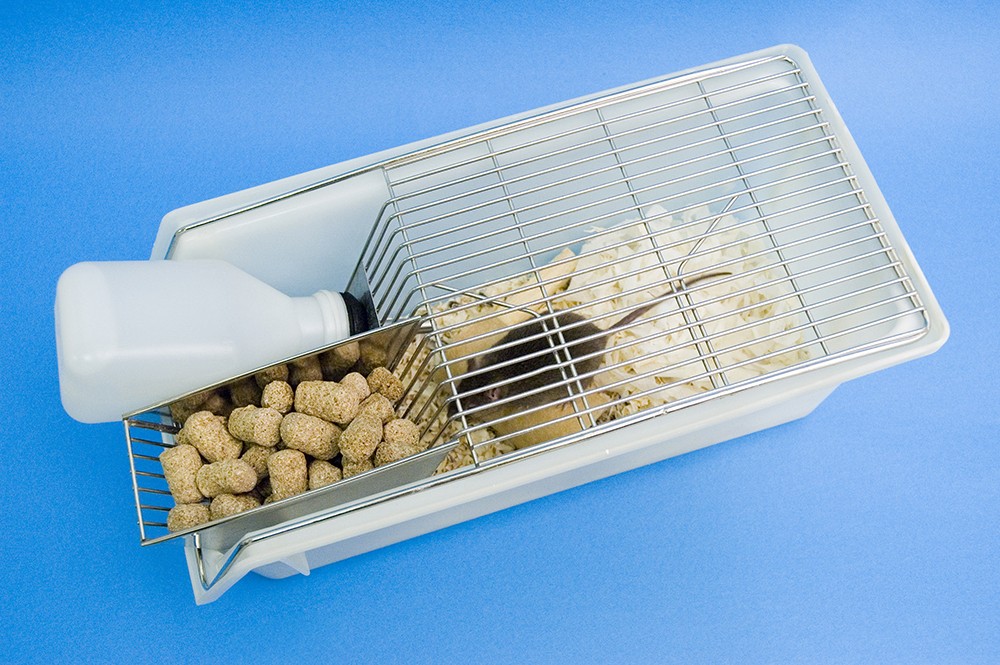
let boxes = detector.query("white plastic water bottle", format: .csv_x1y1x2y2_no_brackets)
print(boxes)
55,259,368,423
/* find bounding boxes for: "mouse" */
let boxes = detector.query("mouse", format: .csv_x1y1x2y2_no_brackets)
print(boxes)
451,271,731,420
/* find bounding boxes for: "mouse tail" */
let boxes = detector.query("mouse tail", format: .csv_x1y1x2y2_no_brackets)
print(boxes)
609,271,731,331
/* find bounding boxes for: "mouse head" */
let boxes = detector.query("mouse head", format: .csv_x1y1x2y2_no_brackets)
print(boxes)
448,316,592,421
448,353,511,417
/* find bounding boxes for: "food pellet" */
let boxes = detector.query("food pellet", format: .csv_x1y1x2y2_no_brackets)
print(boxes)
181,411,243,463
339,371,371,400
260,380,294,414
357,340,388,376
383,417,421,449
229,377,263,407
338,412,383,463
160,443,204,503
161,355,417,521
267,449,308,499
210,493,261,520
169,389,212,424
254,364,289,388
202,391,235,417
167,503,211,532
308,460,342,490
196,458,258,498
367,366,404,402
358,392,394,424
240,444,275,481
295,381,360,424
319,341,359,379
280,412,340,460
175,389,212,411
288,356,324,386
170,403,196,426
374,439,422,467
228,405,282,446
342,457,374,478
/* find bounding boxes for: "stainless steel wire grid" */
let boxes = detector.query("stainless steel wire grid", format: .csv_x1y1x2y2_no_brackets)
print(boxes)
358,52,928,463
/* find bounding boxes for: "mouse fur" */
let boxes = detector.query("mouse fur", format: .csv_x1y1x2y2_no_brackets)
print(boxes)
451,272,729,419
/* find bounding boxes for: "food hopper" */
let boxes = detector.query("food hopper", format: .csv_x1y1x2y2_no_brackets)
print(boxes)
120,44,948,604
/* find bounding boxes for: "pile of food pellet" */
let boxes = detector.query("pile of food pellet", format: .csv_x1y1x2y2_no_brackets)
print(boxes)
161,342,424,532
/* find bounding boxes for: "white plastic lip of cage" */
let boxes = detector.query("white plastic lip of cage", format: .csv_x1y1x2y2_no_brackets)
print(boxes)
136,44,946,603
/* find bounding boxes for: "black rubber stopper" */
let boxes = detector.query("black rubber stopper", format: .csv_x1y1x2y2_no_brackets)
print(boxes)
340,291,369,336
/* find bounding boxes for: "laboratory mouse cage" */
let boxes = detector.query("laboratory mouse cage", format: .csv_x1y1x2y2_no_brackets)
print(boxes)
124,45,947,604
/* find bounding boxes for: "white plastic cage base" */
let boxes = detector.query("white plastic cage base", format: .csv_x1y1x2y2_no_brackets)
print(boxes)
146,44,947,604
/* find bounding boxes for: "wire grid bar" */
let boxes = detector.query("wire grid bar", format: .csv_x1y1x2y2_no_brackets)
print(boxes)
360,54,928,458
125,414,179,541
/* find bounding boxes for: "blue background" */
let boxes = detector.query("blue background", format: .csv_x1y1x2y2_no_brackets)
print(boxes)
2,1,997,662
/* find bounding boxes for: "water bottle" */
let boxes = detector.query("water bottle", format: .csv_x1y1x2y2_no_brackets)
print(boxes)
55,259,368,423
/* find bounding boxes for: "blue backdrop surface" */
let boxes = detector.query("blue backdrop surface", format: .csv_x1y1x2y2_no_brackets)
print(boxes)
1,1,997,662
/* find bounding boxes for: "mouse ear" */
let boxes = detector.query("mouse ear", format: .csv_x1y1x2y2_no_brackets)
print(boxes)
465,355,481,373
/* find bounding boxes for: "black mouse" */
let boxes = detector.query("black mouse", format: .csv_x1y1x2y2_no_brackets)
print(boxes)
450,272,729,420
